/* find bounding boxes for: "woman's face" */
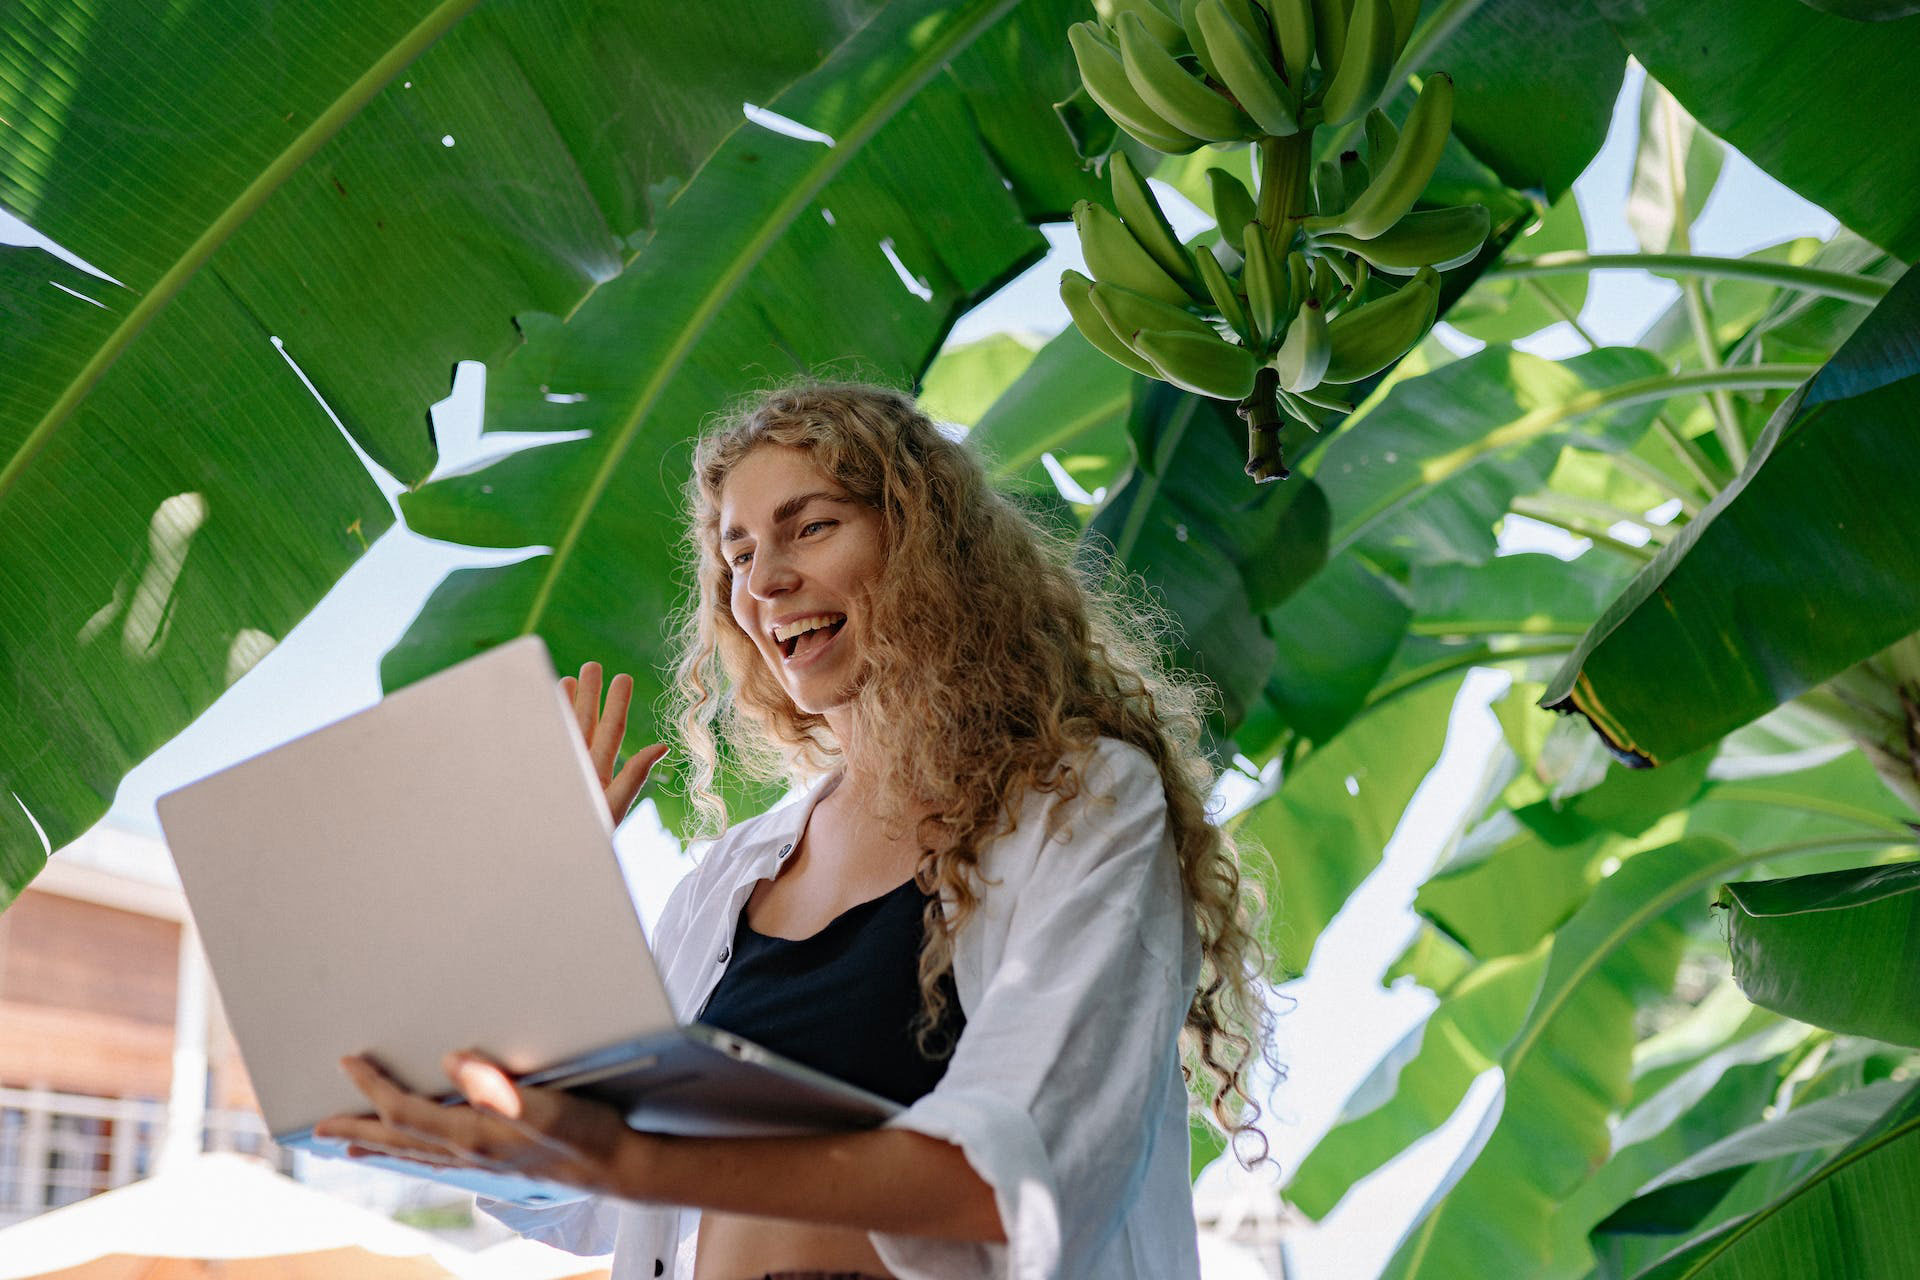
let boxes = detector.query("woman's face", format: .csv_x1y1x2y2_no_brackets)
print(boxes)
718,444,887,719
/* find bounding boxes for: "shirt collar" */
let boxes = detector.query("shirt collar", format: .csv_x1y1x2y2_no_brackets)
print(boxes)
735,765,845,867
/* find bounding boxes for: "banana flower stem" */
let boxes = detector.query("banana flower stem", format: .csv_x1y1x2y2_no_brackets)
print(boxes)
1256,132,1313,260
1242,367,1289,482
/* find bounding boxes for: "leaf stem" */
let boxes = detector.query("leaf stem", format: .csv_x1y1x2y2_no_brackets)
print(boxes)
1331,364,1818,559
1506,497,1658,562
1486,253,1890,306
1521,277,1707,513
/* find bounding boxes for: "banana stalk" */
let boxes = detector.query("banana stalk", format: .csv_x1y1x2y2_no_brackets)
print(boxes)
1242,366,1290,481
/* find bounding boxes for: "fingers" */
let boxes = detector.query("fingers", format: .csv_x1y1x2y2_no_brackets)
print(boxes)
591,672,632,779
443,1050,630,1168
607,743,670,824
330,1056,538,1172
571,663,602,745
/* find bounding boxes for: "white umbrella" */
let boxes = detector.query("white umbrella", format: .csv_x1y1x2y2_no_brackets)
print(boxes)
0,1153,475,1279
465,1238,611,1280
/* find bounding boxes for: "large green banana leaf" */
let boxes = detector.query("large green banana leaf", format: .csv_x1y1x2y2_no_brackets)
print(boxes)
955,329,1131,510
1598,1075,1913,1242
1231,345,1667,758
1543,267,1920,765
1083,382,1330,746
1235,675,1464,977
1400,0,1626,202
1382,837,1715,1278
1285,947,1547,1218
382,0,1118,831
0,0,1105,898
1549,1023,1811,1279
3,0,878,897
1623,1077,1920,1279
1722,861,1920,1047
1594,0,1920,261
1625,79,1726,257
1382,824,1918,1279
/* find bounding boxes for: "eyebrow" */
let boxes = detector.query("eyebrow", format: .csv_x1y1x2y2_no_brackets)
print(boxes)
720,490,849,547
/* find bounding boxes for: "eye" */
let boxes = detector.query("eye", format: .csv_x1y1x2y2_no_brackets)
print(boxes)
728,548,752,567
800,519,833,536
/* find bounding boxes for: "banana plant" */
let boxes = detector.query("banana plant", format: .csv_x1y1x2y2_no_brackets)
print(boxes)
1059,0,1521,481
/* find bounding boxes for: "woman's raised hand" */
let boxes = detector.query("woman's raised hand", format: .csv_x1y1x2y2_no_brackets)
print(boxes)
559,661,669,826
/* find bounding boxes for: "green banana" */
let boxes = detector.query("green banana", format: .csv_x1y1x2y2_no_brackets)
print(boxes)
1060,270,1161,378
1310,203,1489,273
1074,200,1194,306
1241,223,1287,351
1321,265,1438,383
1069,22,1206,154
1303,70,1453,238
1319,0,1397,126
1207,167,1258,253
1195,0,1299,136
1310,253,1339,303
1193,240,1254,345
1322,248,1361,297
1178,0,1223,82
1089,279,1222,352
1294,384,1356,412
1338,148,1370,208
1308,0,1350,87
1387,0,1419,56
1265,0,1315,94
1107,0,1187,50
1363,106,1399,172
1285,249,1310,315
1108,152,1206,303
1270,295,1332,392
1117,12,1255,143
1276,385,1336,429
1310,157,1344,216
1133,327,1259,399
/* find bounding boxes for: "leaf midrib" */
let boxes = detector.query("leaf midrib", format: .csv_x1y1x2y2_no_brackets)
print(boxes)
0,0,486,504
521,0,1020,632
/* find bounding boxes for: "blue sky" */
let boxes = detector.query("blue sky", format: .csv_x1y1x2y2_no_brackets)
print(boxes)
11,54,1844,1279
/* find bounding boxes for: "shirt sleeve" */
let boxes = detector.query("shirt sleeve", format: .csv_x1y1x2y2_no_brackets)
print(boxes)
869,740,1194,1280
475,848,713,1255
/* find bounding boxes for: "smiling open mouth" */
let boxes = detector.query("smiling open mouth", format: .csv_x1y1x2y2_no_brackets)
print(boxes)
780,616,847,661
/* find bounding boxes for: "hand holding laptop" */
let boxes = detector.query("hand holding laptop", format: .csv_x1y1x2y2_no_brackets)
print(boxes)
315,1048,639,1198
558,659,671,826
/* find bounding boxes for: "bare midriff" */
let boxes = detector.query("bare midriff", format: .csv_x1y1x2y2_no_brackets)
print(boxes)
692,1213,894,1279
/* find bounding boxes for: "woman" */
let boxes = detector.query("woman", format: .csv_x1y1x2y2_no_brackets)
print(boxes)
316,380,1276,1279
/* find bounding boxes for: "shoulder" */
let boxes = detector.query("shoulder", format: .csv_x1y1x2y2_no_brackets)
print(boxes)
1049,735,1169,833
996,735,1174,876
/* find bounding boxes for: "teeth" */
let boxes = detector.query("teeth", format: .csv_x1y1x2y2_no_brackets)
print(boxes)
772,613,845,644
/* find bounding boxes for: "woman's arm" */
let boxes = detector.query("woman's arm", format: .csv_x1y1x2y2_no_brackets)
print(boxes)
620,1125,1004,1241
315,1051,1003,1242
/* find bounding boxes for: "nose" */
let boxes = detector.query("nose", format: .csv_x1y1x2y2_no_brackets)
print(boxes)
745,542,801,600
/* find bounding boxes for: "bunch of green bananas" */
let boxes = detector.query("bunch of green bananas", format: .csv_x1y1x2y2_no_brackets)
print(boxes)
1060,0,1494,482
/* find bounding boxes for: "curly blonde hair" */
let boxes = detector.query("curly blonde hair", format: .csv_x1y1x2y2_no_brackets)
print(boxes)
662,375,1279,1163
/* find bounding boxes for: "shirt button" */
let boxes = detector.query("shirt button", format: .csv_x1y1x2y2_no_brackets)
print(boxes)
718,946,731,964
777,842,793,859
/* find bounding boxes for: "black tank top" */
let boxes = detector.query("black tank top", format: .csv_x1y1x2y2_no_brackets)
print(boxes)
695,877,966,1107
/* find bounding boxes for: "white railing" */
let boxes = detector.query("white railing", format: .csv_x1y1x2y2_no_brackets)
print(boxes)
0,1085,288,1228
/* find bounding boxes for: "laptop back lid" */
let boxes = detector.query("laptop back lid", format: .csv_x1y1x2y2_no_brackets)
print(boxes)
157,635,675,1137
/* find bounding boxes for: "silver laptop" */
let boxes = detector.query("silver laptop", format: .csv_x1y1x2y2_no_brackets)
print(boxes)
156,634,899,1207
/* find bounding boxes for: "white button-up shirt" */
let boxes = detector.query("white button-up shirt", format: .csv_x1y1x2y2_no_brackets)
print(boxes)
481,734,1204,1280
